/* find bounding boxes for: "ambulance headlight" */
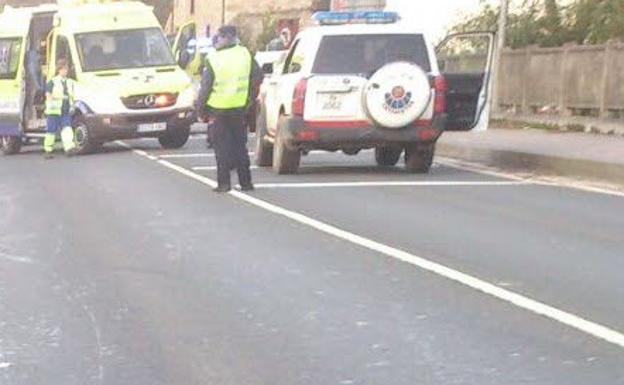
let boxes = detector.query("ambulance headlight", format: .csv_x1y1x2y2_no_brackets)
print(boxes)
177,86,197,108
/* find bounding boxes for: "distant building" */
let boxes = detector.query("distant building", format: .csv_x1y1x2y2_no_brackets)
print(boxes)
0,0,50,8
331,0,386,10
170,0,385,50
170,0,328,50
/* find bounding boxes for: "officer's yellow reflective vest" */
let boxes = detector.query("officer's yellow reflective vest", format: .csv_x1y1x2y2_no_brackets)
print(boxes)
45,76,75,116
206,45,252,110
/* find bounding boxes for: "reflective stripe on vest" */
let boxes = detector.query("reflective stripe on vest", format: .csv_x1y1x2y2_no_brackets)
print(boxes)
45,77,75,116
206,45,252,110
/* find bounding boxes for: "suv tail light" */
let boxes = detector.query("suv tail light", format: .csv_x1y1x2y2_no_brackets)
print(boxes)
433,75,448,114
292,78,308,117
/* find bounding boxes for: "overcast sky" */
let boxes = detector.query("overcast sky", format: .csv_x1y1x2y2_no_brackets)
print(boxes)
385,0,493,39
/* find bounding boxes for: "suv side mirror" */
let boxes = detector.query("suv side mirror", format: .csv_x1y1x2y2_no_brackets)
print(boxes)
262,63,274,75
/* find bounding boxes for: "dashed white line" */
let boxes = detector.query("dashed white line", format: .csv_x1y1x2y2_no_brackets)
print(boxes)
129,145,624,349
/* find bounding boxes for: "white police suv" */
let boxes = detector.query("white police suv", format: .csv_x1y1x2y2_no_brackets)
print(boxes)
256,11,495,174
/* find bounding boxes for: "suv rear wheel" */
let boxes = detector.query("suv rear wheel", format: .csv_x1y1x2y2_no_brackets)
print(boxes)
272,117,300,175
0,136,22,155
375,146,402,167
405,142,435,173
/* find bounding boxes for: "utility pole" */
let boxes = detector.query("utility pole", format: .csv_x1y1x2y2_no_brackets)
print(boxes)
490,0,509,114
221,0,226,24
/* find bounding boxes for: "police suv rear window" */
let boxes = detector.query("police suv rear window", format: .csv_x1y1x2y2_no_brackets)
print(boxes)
312,34,431,76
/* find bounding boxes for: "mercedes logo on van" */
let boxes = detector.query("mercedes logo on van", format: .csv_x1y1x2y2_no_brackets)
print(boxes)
143,95,157,108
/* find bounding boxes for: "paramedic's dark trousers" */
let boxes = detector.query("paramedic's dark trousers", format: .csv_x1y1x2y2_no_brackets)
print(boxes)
211,112,252,188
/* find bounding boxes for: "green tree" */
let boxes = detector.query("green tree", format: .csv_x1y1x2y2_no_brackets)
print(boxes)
566,0,624,44
539,0,564,46
449,0,624,48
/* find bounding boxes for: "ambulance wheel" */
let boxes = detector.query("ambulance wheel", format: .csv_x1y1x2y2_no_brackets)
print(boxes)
254,105,273,167
159,125,190,149
272,117,300,175
73,116,96,155
0,136,21,155
405,142,435,174
375,146,402,167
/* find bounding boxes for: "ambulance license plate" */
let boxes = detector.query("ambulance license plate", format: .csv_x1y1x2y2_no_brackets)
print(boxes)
138,122,167,133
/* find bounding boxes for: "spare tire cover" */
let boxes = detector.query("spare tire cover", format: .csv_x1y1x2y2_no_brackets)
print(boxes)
364,62,431,129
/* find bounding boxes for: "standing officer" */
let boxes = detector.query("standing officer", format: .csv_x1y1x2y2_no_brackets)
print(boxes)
196,26,261,193
44,58,76,158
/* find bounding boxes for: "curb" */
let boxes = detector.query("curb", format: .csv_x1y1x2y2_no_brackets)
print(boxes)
437,141,624,186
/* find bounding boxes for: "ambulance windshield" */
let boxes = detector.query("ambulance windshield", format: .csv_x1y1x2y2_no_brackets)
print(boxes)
0,38,22,79
76,28,175,72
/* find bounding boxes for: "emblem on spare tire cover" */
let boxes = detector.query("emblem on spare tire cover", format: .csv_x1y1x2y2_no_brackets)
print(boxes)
384,85,413,114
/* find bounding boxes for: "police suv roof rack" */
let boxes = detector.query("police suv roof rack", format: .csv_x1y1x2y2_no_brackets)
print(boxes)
312,11,400,26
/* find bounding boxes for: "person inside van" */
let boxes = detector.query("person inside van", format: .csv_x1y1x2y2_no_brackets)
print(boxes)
86,45,107,70
43,59,77,158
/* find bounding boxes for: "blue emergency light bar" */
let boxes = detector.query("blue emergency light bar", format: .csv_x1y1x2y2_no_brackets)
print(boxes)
312,11,400,26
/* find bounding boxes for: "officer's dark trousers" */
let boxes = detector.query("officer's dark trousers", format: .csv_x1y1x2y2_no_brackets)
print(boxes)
211,112,252,188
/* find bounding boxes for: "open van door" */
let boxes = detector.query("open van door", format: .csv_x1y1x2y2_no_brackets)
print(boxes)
0,36,25,154
436,32,495,132
172,21,198,74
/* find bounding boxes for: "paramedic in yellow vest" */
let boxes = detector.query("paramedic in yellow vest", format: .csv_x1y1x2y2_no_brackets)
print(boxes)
44,58,76,158
196,26,262,193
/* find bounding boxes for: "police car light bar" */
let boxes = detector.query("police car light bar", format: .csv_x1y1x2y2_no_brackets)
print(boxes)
312,11,400,26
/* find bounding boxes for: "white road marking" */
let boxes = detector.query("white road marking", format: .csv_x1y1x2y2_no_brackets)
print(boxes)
158,153,217,159
158,150,352,159
253,181,527,189
0,362,11,369
0,252,34,264
192,165,260,171
437,157,624,198
129,145,624,349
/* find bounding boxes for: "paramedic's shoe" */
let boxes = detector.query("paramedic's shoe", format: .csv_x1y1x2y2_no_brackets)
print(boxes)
240,184,255,192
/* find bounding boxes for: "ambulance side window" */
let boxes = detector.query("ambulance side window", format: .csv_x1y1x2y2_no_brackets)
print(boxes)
55,35,75,78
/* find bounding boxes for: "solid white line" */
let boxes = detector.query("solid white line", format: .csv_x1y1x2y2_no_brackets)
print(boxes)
158,150,355,159
253,181,527,189
158,152,255,159
192,165,260,171
129,146,624,349
159,153,216,159
437,157,624,198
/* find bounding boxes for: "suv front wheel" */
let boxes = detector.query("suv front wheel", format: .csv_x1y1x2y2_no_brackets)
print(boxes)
255,105,273,167
272,117,300,174
405,142,435,173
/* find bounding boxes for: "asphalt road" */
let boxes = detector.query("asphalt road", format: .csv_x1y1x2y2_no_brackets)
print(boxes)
1,135,623,385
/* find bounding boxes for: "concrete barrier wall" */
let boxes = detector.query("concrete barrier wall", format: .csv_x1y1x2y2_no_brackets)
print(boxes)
496,42,624,118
